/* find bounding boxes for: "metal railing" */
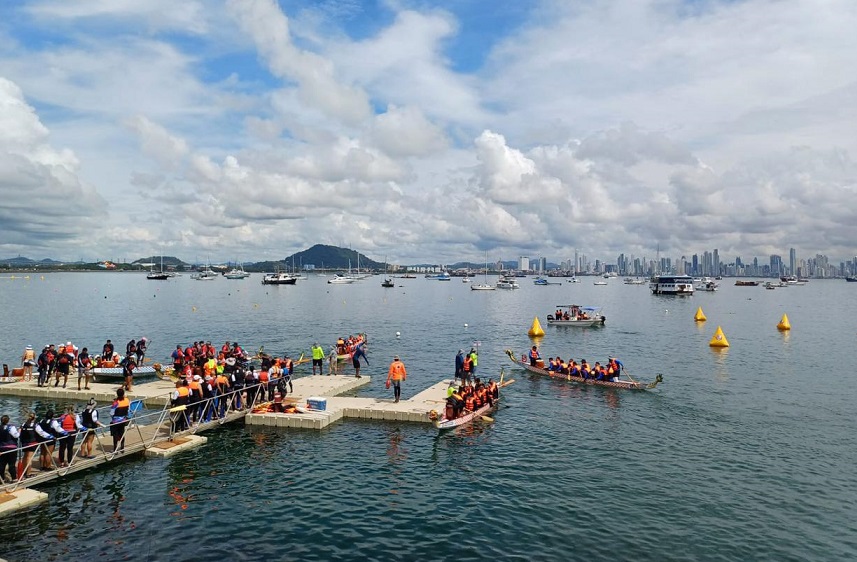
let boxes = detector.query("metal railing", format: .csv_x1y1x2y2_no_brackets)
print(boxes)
0,380,274,493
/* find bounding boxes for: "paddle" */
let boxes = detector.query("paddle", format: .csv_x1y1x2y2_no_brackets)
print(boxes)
620,366,639,386
480,415,494,422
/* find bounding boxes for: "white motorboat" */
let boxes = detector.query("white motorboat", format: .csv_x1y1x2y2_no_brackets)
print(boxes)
496,276,519,289
327,273,356,284
546,305,606,327
650,275,694,295
262,272,297,285
191,268,218,280
224,266,251,279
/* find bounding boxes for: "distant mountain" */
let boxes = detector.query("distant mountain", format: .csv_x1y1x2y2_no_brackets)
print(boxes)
132,256,188,267
272,244,384,271
0,256,66,265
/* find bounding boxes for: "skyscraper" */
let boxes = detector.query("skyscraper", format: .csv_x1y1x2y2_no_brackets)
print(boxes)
789,248,796,276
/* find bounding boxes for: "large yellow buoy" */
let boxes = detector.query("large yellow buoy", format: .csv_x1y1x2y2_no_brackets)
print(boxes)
709,326,729,347
528,316,545,337
777,313,791,331
694,307,707,322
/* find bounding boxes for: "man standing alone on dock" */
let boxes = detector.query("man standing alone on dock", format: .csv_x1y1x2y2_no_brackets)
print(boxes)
387,356,407,403
311,343,325,375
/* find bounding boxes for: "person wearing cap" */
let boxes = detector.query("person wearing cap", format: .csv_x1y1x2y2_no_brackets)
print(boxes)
77,347,93,391
53,343,74,388
79,398,102,458
469,348,478,376
136,337,148,365
35,409,66,470
188,374,203,422
455,350,465,384
327,345,339,375
387,356,407,403
311,343,325,375
21,345,36,381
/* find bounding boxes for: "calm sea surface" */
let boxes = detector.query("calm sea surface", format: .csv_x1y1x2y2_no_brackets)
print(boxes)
1,273,856,561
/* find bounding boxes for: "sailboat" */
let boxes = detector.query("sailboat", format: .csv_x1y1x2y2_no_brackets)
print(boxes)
147,255,169,280
381,257,394,287
328,259,356,284
224,262,251,279
191,258,218,280
471,252,495,291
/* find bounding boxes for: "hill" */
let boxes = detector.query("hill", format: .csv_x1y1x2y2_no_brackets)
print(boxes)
269,245,384,271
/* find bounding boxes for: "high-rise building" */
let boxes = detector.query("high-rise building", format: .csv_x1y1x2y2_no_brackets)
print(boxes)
770,255,783,277
789,248,796,276
713,249,720,277
518,256,529,271
538,257,547,272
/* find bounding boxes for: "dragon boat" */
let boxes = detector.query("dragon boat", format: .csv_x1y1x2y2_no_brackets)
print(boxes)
430,371,514,431
505,350,662,390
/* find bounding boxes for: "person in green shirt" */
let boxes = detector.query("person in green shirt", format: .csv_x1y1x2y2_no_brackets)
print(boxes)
469,348,478,376
311,343,325,375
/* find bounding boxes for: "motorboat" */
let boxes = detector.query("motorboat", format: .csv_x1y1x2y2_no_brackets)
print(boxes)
496,276,519,289
224,265,251,279
546,305,606,327
426,272,451,281
262,272,297,285
650,274,694,295
567,276,580,283
191,268,218,281
381,277,395,288
593,280,608,286
462,277,470,283
533,277,561,286
327,273,356,284
695,281,718,292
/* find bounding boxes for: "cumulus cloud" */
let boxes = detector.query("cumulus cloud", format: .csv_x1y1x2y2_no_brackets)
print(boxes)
227,0,371,125
0,78,106,254
1,0,856,266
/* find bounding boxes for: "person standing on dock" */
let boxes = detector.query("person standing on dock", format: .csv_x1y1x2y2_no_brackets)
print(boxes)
21,345,35,381
0,415,21,482
110,389,130,453
455,350,465,384
387,356,407,403
469,348,478,376
77,347,93,391
79,399,102,458
121,355,137,392
37,346,50,387
311,343,325,375
328,346,339,375
35,409,65,470
57,405,82,468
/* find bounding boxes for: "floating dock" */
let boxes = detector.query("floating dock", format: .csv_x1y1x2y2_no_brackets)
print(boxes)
0,373,454,516
245,378,450,429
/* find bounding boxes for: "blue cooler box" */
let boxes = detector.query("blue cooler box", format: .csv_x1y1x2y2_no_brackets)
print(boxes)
307,397,327,411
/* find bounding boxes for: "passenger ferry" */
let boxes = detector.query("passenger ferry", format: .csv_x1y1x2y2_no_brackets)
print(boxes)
650,274,694,295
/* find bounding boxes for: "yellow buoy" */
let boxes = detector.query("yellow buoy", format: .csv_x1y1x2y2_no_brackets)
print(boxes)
694,307,707,322
777,313,791,331
528,316,545,337
709,326,730,347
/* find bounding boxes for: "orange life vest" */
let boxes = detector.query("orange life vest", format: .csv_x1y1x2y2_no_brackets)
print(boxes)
61,414,77,431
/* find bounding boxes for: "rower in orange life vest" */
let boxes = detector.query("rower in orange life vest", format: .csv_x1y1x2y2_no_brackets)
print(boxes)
110,389,130,453
529,345,540,367
171,379,191,431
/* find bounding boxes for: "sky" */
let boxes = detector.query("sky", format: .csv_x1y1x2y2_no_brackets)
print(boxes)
1,0,856,266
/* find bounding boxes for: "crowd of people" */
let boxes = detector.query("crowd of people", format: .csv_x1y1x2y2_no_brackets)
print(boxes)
441,378,499,421
0,398,106,481
16,337,148,391
527,346,625,382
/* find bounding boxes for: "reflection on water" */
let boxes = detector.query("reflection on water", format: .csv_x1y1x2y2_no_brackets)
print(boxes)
711,347,730,381
1,275,857,561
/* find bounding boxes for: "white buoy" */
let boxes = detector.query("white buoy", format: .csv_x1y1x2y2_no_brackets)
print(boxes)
464,323,468,328
396,331,401,338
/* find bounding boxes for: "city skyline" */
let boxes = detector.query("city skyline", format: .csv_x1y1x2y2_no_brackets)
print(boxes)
1,1,856,264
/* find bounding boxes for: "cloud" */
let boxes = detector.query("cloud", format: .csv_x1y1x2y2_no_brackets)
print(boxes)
227,0,371,125
0,78,106,253
2,0,856,268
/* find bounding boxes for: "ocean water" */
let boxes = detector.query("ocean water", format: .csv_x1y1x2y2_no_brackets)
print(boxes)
1,273,856,561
